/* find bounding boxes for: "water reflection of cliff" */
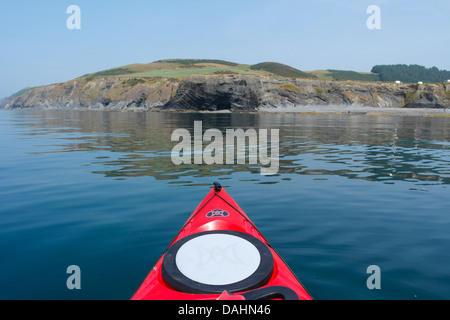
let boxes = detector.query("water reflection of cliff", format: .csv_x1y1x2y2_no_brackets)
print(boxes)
18,110,450,186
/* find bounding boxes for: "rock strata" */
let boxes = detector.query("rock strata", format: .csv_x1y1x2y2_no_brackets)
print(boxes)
2,75,450,111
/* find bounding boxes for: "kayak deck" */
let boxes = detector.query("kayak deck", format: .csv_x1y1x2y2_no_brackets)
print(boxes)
132,183,312,300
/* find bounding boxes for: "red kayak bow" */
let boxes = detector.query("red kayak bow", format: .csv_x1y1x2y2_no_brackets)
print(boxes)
132,182,312,300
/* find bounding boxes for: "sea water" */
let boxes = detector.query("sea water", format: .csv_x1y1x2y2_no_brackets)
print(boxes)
0,109,449,300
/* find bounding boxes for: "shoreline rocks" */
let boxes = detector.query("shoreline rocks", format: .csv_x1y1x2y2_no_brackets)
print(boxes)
2,75,450,111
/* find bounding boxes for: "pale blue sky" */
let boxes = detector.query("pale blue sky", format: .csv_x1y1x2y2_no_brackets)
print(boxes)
1,0,449,98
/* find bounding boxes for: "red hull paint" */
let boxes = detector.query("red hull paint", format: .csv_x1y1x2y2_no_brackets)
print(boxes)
131,186,312,300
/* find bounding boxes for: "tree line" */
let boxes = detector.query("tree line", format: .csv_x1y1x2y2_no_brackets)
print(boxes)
371,64,450,83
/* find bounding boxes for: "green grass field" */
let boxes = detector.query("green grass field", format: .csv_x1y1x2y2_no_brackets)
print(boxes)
250,62,316,79
81,59,381,82
131,67,260,78
308,69,380,81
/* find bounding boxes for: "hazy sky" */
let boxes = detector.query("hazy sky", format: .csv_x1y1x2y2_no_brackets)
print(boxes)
1,0,449,98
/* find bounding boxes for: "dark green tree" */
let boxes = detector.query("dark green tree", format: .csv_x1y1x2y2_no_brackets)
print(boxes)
371,64,450,83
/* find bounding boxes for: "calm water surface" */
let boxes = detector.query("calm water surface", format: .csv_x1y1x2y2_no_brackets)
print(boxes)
0,110,449,300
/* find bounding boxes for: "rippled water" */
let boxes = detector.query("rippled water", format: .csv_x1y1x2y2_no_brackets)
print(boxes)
0,110,449,299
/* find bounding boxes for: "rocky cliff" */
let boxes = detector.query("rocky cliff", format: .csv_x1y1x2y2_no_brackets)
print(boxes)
2,75,450,111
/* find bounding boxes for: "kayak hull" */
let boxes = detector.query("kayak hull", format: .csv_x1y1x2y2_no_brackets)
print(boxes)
132,185,312,300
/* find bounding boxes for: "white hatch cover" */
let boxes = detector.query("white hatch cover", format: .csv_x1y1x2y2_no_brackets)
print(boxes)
161,230,274,294
175,233,261,285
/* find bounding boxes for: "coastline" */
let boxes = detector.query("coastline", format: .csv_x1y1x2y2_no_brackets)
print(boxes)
3,105,449,118
255,105,450,117
3,74,450,113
